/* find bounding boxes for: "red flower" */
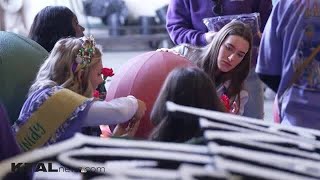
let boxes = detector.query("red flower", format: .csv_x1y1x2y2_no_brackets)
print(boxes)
220,94,230,112
95,67,113,99
101,67,114,79
93,90,100,98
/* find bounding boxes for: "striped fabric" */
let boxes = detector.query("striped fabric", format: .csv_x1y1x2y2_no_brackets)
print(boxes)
1,102,320,179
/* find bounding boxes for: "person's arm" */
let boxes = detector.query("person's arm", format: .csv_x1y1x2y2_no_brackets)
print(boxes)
255,2,282,92
82,96,138,127
166,0,207,46
170,44,190,57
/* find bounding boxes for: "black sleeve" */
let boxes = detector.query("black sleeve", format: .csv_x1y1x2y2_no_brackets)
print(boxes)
257,73,281,92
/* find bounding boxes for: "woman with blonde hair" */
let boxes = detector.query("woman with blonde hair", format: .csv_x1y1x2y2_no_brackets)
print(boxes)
172,21,252,115
13,36,146,151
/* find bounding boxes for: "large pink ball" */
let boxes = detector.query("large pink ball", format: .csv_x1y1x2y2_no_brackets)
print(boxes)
106,51,193,139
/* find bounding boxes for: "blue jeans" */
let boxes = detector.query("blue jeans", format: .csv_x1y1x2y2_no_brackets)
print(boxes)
243,68,264,119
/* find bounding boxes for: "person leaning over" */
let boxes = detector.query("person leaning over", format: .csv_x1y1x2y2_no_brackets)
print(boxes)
13,36,146,152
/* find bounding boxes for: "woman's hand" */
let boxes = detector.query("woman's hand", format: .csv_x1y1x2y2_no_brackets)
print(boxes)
156,48,182,56
134,99,146,121
112,117,141,137
230,101,239,114
112,99,146,137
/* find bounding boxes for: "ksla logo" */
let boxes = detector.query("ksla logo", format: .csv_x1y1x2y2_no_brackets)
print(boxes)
11,162,58,172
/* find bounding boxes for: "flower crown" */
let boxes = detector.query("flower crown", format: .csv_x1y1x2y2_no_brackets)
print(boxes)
72,35,96,72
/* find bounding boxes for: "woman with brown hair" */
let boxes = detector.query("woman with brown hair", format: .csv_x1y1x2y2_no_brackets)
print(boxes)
150,67,225,143
172,21,253,115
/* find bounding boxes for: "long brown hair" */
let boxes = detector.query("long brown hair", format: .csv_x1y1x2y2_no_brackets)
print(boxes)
186,21,252,97
150,67,225,143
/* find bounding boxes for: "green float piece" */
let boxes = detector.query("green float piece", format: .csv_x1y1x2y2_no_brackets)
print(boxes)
0,31,48,124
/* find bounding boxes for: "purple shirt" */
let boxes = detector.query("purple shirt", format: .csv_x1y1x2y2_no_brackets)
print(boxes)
256,0,320,129
166,0,273,46
0,102,21,161
0,102,32,179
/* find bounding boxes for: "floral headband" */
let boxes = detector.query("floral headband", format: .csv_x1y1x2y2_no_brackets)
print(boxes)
72,35,96,72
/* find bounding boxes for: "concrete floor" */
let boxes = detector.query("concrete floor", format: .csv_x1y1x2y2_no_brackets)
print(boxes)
102,51,275,122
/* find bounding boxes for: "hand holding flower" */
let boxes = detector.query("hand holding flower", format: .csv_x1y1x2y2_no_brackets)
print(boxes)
220,94,239,114
220,94,230,112
95,67,114,100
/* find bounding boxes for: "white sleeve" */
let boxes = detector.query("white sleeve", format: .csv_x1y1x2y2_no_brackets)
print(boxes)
171,44,190,57
81,96,138,127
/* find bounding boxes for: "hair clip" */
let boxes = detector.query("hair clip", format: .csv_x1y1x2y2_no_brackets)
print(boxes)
73,35,96,71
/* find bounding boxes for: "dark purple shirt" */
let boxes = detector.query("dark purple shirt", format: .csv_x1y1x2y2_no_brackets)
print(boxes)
0,103,21,161
166,0,273,46
0,102,32,179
